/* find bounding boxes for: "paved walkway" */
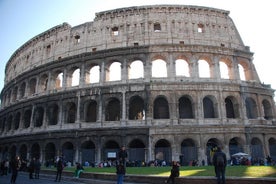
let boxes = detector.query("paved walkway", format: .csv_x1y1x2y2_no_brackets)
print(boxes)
0,172,150,184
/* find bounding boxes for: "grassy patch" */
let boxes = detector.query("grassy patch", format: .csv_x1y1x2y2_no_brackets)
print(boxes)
47,166,276,178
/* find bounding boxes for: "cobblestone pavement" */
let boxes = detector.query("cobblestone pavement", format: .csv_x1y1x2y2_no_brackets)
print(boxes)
0,172,149,184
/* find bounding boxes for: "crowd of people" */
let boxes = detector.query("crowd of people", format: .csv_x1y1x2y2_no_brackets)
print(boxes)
0,147,274,184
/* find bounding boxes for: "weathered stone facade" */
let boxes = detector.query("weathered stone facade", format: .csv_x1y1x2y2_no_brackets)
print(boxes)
0,5,275,166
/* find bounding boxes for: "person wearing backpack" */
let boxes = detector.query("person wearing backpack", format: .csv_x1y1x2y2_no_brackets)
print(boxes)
213,147,226,184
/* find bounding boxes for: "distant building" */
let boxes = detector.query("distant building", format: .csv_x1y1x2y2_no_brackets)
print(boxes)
0,5,275,166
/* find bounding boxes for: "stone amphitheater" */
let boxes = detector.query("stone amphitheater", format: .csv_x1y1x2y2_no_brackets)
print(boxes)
0,5,275,166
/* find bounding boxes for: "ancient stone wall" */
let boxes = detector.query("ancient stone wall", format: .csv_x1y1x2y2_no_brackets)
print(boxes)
0,5,275,166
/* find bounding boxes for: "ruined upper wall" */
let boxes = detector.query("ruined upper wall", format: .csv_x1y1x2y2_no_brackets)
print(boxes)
5,5,247,85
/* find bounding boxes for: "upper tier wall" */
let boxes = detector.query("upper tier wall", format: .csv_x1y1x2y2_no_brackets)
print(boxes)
4,5,246,85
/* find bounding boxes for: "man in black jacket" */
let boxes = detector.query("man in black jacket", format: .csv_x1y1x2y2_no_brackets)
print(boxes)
213,147,227,184
118,146,128,168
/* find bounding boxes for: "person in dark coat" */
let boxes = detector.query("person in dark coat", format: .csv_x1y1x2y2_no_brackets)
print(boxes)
28,158,35,179
118,146,128,168
10,156,21,184
213,147,227,184
34,158,41,179
55,158,63,182
116,161,126,184
165,161,180,184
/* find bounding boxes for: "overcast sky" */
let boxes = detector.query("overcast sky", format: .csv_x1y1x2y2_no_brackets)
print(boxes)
0,0,275,96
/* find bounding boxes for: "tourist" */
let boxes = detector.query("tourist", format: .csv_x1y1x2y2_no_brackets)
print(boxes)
10,156,21,184
165,161,180,184
118,146,128,168
116,161,126,184
34,158,41,179
55,158,63,182
213,147,227,184
74,162,84,178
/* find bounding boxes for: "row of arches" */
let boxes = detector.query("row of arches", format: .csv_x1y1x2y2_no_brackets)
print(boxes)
2,54,254,108
1,93,274,132
2,136,276,166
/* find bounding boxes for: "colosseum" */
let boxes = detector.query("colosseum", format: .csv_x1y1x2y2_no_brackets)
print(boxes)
0,5,275,166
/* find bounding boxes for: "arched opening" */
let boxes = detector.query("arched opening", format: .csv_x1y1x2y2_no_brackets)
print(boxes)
47,104,59,125
129,60,144,79
179,96,194,119
85,100,97,122
129,96,145,120
206,138,221,165
128,139,146,165
245,97,258,119
23,109,32,128
66,102,76,123
180,139,197,166
12,87,18,102
152,59,167,78
203,96,217,118
34,106,44,127
225,96,239,118
14,112,20,130
19,82,26,98
155,139,171,164
45,143,56,167
71,68,80,86
154,96,169,119
229,137,244,156
55,72,63,89
198,59,210,78
19,144,28,161
81,141,96,166
103,140,120,161
62,142,74,164
108,62,121,81
250,138,264,161
30,143,40,159
29,78,37,95
89,65,100,83
105,98,120,121
175,59,190,77
269,138,276,161
39,74,48,91
219,61,229,79
262,99,273,120
238,64,246,81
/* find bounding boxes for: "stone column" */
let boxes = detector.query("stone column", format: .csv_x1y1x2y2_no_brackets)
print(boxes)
212,56,220,80
256,94,264,119
167,53,175,79
76,91,81,124
144,55,151,80
148,135,153,161
232,57,240,80
19,109,24,130
30,105,36,128
62,68,67,90
100,62,106,84
190,55,199,79
58,100,63,128
122,91,126,121
47,71,52,92
75,143,79,164
121,58,127,82
42,106,47,128
79,63,86,88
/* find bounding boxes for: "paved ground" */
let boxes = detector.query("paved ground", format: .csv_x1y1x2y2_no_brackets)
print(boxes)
0,172,149,184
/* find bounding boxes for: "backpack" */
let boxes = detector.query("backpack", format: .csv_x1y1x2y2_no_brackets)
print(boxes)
216,153,225,167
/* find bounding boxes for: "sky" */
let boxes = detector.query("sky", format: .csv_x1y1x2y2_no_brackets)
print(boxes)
0,0,275,97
